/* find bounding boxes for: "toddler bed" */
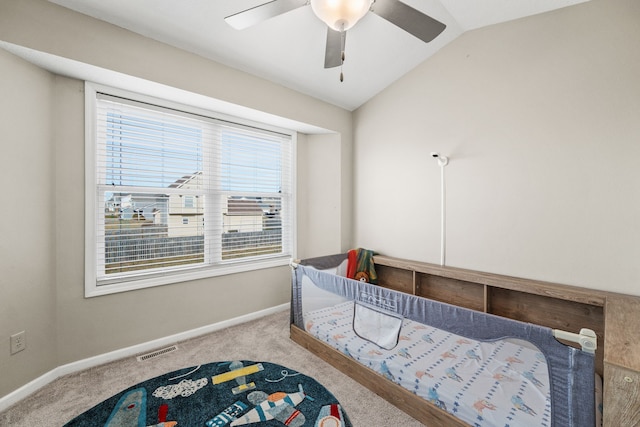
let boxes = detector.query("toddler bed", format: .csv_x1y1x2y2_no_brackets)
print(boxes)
290,254,600,427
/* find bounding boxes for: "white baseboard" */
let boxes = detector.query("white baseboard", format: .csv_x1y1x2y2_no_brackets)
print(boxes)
0,303,289,412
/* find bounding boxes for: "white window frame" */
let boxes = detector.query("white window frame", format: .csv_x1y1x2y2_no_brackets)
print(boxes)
84,82,296,297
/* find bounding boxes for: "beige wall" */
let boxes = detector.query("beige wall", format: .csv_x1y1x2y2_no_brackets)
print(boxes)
297,133,344,258
0,0,352,399
353,0,640,295
0,50,58,395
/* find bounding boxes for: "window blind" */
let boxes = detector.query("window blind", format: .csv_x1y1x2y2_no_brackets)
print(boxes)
93,93,293,286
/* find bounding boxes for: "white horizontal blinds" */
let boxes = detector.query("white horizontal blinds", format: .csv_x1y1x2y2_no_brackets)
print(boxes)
95,94,213,281
217,124,292,260
94,92,293,285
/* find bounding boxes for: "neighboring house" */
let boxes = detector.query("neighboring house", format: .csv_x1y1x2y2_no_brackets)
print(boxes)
104,193,169,235
224,198,266,233
168,172,204,237
104,173,280,238
167,172,281,235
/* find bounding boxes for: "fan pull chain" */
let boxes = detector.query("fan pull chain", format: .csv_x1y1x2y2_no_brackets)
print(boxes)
339,29,346,82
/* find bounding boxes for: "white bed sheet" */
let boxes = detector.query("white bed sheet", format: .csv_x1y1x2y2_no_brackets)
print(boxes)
305,301,552,427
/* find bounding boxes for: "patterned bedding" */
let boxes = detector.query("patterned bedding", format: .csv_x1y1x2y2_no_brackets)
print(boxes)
304,301,551,427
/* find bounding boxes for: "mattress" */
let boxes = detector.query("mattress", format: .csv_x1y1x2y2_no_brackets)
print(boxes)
305,301,552,427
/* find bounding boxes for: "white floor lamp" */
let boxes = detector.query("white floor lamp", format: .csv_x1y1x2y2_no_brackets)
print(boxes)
431,152,449,266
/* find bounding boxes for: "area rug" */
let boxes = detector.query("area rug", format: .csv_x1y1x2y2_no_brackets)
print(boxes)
64,360,352,427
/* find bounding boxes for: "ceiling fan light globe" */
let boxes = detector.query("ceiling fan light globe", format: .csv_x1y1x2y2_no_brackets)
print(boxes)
310,0,372,31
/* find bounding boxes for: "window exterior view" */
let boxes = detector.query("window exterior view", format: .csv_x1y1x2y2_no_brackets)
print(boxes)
90,90,294,292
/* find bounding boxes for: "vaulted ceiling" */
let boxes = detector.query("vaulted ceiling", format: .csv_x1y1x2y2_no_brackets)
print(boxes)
48,0,590,110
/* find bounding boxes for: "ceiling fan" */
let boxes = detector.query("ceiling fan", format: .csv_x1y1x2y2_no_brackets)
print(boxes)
225,0,446,81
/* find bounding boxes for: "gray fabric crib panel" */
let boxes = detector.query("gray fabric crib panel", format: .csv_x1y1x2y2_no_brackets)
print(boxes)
291,255,595,427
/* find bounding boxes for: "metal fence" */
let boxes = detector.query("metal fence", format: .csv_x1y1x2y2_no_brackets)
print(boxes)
105,230,282,264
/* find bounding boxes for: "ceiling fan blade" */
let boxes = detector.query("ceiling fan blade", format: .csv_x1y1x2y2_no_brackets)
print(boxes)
324,28,346,69
370,0,446,43
225,0,307,30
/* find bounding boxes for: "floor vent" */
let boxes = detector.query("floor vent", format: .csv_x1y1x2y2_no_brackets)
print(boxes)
136,345,178,362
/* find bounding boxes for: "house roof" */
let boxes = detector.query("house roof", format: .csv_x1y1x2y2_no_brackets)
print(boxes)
227,199,265,216
169,172,202,189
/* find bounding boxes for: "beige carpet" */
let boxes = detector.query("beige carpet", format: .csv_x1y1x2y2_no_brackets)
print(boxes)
0,309,425,426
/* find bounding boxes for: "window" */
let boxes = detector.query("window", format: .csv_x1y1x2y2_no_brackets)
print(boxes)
183,195,195,208
85,84,295,296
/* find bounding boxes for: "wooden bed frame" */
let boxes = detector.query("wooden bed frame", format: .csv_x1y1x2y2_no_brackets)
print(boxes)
290,255,640,427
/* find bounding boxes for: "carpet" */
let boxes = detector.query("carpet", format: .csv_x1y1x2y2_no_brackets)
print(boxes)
63,360,351,427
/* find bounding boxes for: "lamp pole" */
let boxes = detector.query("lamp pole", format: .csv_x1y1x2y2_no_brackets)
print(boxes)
431,153,449,266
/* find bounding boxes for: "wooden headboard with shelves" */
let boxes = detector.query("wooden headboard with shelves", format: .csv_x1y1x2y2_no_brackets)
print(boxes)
374,255,607,374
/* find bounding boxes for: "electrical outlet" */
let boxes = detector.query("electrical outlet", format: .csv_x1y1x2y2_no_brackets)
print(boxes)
10,331,26,355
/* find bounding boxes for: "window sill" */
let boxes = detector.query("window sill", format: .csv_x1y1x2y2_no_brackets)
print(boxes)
85,256,291,298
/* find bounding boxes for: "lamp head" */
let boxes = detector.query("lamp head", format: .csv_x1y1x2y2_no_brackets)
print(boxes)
431,152,449,166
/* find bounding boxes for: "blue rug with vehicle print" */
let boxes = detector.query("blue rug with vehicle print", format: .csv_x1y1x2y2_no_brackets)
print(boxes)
64,360,350,427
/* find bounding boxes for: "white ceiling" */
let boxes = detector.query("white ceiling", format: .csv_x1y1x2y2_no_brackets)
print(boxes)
47,0,590,111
